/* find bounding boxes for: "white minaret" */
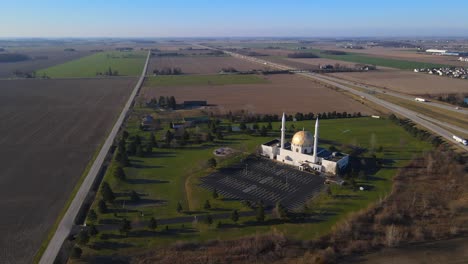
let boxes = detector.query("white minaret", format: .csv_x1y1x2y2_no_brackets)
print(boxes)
313,117,319,163
280,112,286,149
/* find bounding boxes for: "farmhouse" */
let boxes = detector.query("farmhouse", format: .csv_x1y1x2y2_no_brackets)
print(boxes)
260,113,348,175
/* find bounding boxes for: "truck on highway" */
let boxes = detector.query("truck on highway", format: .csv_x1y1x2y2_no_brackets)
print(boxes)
414,97,429,102
453,135,468,146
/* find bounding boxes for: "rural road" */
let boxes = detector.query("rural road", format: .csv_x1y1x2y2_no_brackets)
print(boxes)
202,46,468,152
39,51,151,264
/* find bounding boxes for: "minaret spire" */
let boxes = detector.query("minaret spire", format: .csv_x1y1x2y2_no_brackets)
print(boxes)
313,117,319,163
280,112,286,149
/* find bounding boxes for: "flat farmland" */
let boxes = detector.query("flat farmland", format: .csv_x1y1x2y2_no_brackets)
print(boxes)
311,45,468,67
149,56,262,75
0,47,92,78
328,69,468,94
0,78,135,263
270,57,361,69
36,51,146,78
142,74,373,114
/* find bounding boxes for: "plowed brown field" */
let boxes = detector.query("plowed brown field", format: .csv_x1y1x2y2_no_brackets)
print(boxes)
0,78,135,263
142,74,373,115
148,56,262,75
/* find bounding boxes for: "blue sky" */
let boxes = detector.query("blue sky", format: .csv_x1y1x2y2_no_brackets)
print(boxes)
1,0,467,37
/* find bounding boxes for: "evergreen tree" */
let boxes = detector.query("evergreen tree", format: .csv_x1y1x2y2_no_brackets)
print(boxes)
169,96,176,109
204,214,213,225
256,204,265,223
87,209,97,223
212,189,219,199
135,144,144,157
149,132,156,147
204,200,211,210
231,209,239,223
87,224,99,237
260,125,268,136
275,202,288,219
130,190,140,203
113,165,126,181
145,143,153,154
76,230,89,246
115,150,130,167
97,199,107,214
165,130,174,145
207,158,217,168
70,247,82,259
148,217,158,230
119,218,132,236
176,201,183,213
101,182,115,203
127,141,137,155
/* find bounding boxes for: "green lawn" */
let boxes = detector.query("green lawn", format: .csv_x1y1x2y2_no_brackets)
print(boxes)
36,51,147,78
298,49,450,70
83,116,432,258
144,74,269,86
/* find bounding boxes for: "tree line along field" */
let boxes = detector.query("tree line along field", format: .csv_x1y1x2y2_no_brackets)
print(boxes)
81,113,432,260
36,51,147,78
148,56,263,75
142,74,374,114
0,78,136,263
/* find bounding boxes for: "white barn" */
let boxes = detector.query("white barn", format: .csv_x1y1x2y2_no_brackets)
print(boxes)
260,113,349,175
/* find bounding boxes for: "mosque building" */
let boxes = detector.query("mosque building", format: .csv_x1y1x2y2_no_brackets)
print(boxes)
260,113,349,175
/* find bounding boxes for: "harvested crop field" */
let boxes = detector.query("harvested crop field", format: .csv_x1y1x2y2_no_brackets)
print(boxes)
0,47,92,78
328,69,468,94
142,74,373,114
312,45,468,67
0,78,135,263
148,56,262,75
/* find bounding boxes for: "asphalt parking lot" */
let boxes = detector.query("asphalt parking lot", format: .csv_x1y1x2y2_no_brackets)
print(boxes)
200,156,325,210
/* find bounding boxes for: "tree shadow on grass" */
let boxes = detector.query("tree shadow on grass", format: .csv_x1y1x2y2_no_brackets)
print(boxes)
126,178,169,184
86,255,130,264
332,194,363,199
131,164,163,169
145,151,177,158
90,241,133,251
208,207,232,212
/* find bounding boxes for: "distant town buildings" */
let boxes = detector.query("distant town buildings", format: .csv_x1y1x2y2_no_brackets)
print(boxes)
414,67,468,79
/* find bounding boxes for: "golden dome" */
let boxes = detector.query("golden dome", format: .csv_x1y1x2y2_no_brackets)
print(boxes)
291,130,314,146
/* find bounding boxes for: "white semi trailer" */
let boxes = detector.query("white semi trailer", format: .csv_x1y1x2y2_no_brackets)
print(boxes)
415,97,428,102
453,135,468,146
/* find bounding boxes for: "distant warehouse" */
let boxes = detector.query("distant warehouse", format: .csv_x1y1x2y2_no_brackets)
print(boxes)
425,49,467,56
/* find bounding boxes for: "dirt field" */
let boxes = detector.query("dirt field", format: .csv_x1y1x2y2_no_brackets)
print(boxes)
0,47,96,78
312,45,468,67
0,78,135,263
148,56,262,74
329,69,468,95
142,74,373,115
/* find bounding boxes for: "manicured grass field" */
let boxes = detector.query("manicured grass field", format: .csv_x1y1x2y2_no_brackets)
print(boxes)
144,74,269,86
36,51,146,78
303,49,450,70
84,116,432,258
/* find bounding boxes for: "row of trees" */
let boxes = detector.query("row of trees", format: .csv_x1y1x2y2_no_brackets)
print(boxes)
388,114,443,147
153,67,182,75
223,110,362,123
96,66,119,76
147,96,177,110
